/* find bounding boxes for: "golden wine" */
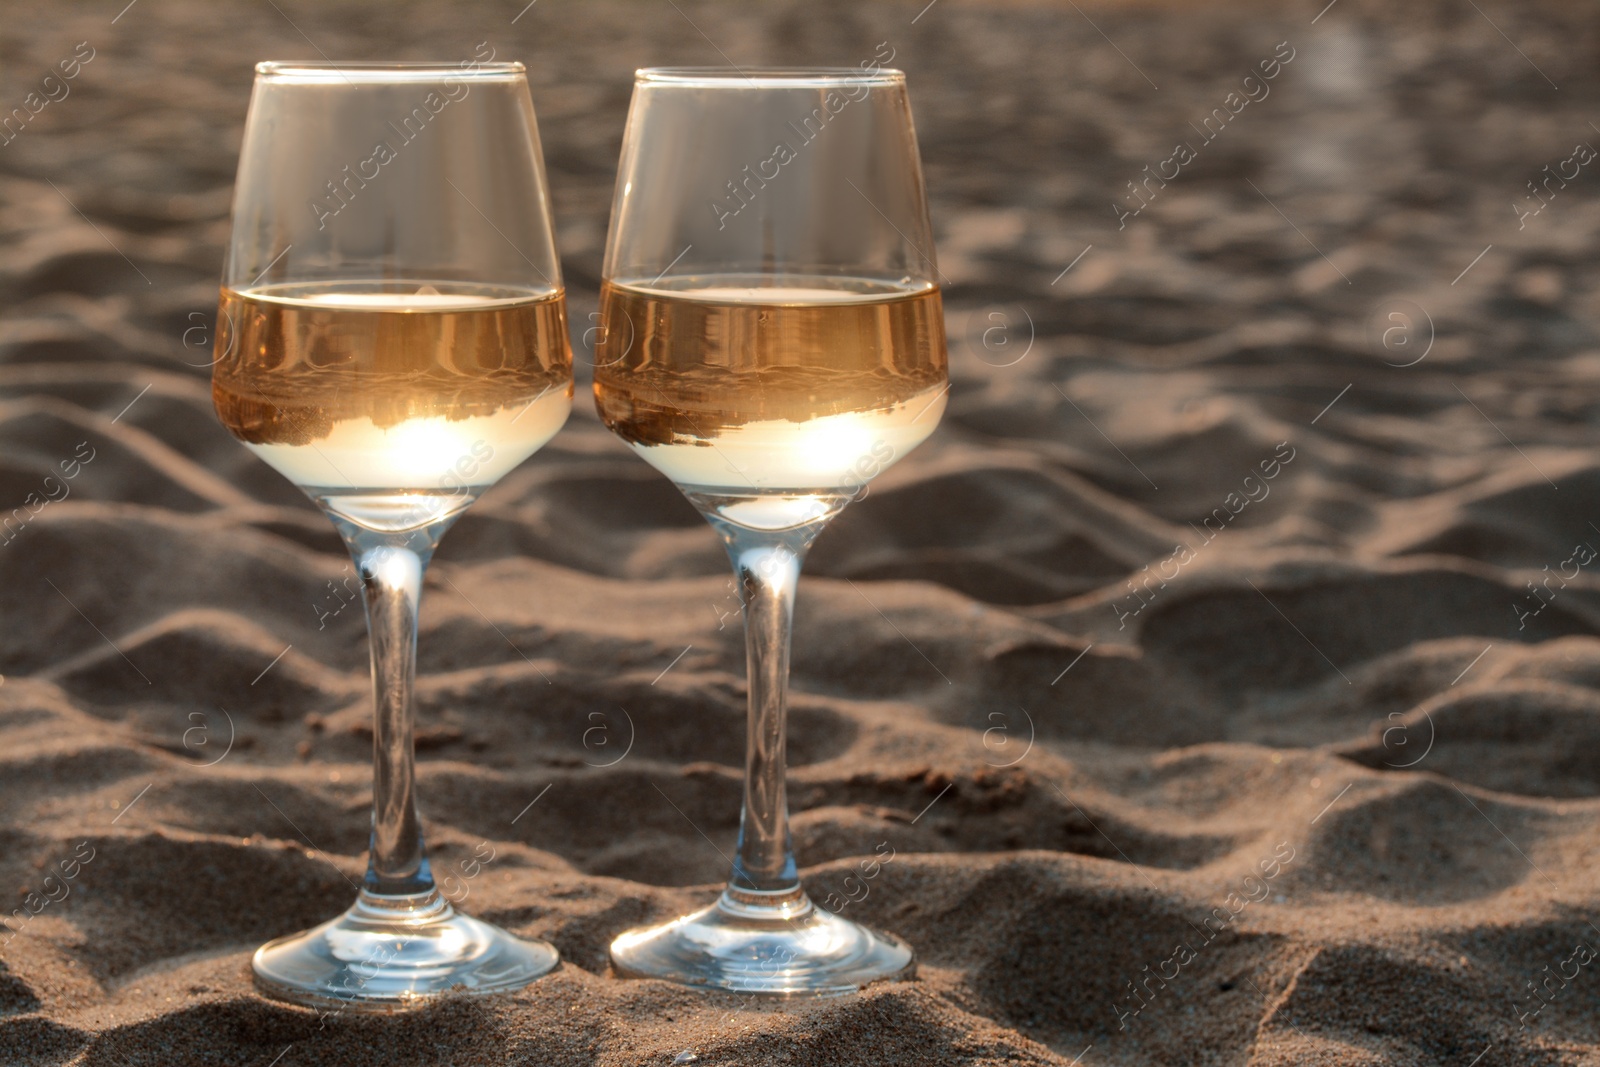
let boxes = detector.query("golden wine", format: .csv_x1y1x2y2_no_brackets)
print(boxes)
213,283,573,493
593,276,947,491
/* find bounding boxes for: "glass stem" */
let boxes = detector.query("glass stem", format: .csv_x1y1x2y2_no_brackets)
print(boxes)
713,521,824,905
346,530,439,899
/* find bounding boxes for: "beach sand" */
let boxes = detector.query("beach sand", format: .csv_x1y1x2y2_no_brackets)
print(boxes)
4,0,1600,1063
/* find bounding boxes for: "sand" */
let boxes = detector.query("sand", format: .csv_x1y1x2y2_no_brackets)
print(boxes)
4,0,1600,1063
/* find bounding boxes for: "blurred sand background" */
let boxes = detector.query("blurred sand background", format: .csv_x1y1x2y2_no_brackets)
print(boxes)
6,0,1600,1063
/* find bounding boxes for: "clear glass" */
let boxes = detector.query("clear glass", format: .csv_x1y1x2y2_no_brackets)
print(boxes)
596,66,946,994
213,60,569,1010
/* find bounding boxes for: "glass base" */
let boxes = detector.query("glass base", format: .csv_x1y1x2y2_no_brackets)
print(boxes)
609,889,914,996
251,889,558,1012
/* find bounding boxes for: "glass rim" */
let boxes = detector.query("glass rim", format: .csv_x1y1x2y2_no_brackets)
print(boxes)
255,60,527,82
635,66,905,87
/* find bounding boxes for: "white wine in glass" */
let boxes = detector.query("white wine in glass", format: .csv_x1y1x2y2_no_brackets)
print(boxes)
215,283,572,528
595,276,945,500
213,61,571,1011
598,68,947,995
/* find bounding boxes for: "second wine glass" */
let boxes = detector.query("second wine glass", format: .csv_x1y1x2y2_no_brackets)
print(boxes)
595,67,948,994
213,60,571,1010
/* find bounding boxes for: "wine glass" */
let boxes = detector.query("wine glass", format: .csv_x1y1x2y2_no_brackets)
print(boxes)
595,67,947,994
212,61,571,1010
